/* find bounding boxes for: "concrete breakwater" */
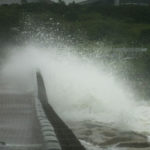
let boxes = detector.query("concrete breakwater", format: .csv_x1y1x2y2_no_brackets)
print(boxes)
36,72,86,150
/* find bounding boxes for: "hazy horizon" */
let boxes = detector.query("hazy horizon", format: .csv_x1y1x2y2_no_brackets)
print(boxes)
52,0,84,3
0,0,85,4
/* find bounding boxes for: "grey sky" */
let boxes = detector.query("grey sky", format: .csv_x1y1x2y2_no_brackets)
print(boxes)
0,0,85,5
52,0,85,4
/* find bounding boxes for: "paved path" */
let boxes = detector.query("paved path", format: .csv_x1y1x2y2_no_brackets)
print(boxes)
0,94,44,150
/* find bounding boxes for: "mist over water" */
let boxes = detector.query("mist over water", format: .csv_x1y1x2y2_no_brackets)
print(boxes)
1,41,150,136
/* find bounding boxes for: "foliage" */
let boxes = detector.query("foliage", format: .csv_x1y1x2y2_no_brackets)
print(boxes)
0,3,149,45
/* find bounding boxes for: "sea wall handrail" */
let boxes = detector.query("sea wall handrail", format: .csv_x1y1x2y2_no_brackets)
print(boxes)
36,72,86,150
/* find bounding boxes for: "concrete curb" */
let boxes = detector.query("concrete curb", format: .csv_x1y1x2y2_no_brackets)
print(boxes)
35,98,61,150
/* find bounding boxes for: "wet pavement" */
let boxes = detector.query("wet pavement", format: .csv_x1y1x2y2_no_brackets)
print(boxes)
0,94,44,150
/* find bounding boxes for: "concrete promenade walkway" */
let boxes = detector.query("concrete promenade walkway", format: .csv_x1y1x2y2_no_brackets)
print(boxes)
0,94,43,150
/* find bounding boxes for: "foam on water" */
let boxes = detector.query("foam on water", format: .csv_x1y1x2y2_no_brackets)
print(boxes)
81,140,127,150
1,43,150,135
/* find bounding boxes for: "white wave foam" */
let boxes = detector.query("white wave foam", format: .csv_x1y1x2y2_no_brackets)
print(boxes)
1,44,150,133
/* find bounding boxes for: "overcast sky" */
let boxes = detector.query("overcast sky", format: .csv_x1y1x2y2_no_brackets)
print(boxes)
0,0,85,5
52,0,85,4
